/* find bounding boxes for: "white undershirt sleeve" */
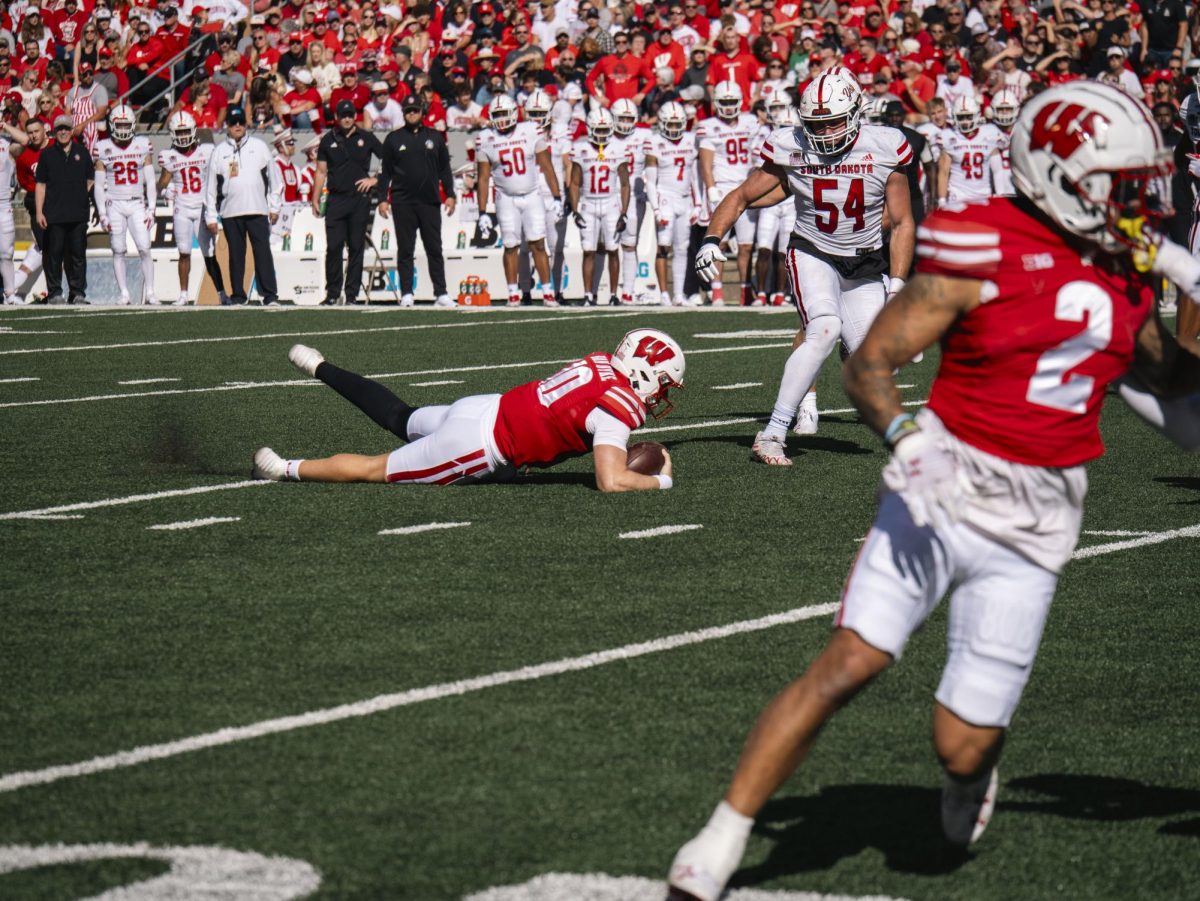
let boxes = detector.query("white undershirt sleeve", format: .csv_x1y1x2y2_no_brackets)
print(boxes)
587,408,633,451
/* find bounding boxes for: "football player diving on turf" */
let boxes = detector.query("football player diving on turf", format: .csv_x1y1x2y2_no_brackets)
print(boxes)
668,83,1200,901
253,329,684,492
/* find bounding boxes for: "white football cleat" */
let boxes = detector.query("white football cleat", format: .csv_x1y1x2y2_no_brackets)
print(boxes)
399,293,415,308
288,344,325,377
682,293,703,306
752,430,792,466
434,294,456,308
667,816,750,901
252,447,288,481
174,292,190,306
145,294,161,305
793,406,819,436
116,292,131,306
942,767,998,846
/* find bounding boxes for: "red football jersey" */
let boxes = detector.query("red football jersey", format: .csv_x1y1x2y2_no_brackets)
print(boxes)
917,197,1154,467
493,353,647,468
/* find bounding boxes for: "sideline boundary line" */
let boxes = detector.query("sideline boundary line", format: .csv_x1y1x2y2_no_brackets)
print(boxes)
0,343,793,409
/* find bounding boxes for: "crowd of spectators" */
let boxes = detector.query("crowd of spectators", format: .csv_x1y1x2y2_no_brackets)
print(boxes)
0,0,1197,139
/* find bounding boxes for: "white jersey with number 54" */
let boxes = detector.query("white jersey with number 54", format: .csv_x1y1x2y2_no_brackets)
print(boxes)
477,121,547,197
760,123,911,255
158,144,215,212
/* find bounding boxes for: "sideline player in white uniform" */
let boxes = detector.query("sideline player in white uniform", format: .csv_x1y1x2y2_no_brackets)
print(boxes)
156,111,222,305
610,97,649,305
987,88,1020,197
645,101,699,306
753,101,799,307
475,94,564,307
524,89,568,304
94,103,157,305
936,95,1004,206
268,126,303,250
568,108,630,308
699,81,761,305
696,70,915,465
0,122,29,303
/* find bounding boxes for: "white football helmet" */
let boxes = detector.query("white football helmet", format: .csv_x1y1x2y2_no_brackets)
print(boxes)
523,89,553,129
713,80,743,120
168,110,196,149
991,88,1021,130
586,107,615,145
800,71,862,155
488,94,518,133
658,101,687,141
612,328,686,419
773,105,802,128
863,96,890,125
765,93,791,122
612,97,638,136
952,95,981,134
109,103,136,142
1010,82,1173,253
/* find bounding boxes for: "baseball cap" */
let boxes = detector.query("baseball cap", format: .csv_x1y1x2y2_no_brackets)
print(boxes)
289,32,304,43
970,22,987,36
945,58,962,70
271,125,293,144
585,7,599,18
226,106,247,124
342,64,358,75
53,114,72,130
476,47,497,60
478,2,495,13
4,91,19,105
79,61,94,73
450,65,467,77
401,95,423,111
250,13,264,25
291,68,313,83
94,7,112,18
371,80,388,92
98,47,113,58
1107,45,1126,57
555,24,570,37
335,98,357,117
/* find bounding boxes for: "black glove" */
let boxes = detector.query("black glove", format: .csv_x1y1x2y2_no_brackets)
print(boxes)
573,211,586,229
616,213,627,233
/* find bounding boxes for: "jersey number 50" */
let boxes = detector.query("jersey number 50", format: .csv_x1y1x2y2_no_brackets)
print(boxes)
812,177,865,234
498,147,527,178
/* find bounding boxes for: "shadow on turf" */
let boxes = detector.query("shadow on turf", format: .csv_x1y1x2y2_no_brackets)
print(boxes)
1152,475,1200,503
1004,774,1200,837
731,785,973,886
666,432,875,457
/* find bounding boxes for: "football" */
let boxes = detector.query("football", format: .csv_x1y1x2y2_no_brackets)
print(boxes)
626,441,667,476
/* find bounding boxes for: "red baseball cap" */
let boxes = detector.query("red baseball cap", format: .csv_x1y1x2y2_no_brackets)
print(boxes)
478,2,495,13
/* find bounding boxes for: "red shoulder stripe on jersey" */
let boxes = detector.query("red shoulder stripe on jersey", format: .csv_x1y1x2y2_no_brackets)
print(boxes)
897,149,913,167
762,141,775,158
607,385,646,418
896,140,911,156
917,224,1000,247
599,387,646,427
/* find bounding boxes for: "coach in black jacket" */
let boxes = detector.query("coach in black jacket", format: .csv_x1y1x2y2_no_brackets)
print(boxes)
376,96,456,308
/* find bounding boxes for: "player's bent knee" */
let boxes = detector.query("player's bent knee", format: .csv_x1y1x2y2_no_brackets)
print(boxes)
807,628,892,707
933,704,1005,779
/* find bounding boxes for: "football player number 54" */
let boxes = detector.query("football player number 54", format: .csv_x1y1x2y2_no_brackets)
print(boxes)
1026,281,1113,414
812,177,865,234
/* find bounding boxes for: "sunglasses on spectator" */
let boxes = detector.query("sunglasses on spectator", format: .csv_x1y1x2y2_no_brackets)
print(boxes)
138,29,150,35
39,99,52,105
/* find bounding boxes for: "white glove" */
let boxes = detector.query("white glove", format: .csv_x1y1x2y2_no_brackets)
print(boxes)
707,185,721,209
695,238,726,283
881,429,973,529
886,275,905,302
477,211,494,240
551,197,564,221
1188,153,1200,180
101,216,111,232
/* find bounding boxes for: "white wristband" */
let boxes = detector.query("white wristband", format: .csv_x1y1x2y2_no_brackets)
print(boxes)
654,474,673,490
1152,240,1200,294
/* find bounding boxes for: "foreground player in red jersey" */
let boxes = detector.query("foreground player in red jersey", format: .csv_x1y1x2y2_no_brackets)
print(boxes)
667,82,1200,901
252,328,684,493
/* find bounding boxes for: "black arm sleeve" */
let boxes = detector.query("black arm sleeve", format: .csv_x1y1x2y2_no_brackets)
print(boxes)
437,137,454,200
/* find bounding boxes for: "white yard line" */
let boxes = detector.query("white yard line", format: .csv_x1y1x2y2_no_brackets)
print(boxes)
118,378,181,386
0,480,270,521
711,382,762,390
1071,524,1200,559
0,377,38,383
147,516,241,531
13,514,85,521
0,511,1196,794
895,383,915,389
0,311,642,356
1081,529,1153,537
378,521,471,536
0,602,840,795
693,329,797,339
619,524,704,539
410,379,464,387
0,343,793,410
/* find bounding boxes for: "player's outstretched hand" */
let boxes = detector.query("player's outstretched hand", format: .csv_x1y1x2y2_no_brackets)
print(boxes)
695,237,726,282
551,197,564,221
882,429,972,529
1114,215,1163,273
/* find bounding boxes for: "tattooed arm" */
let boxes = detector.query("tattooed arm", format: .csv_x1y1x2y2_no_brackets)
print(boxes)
843,273,981,436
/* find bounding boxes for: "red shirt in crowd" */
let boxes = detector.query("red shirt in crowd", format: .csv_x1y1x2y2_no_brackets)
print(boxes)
586,52,646,104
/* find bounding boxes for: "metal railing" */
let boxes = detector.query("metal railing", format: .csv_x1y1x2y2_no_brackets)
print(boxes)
114,28,221,121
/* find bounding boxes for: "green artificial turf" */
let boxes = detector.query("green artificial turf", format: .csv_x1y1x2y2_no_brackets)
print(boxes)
0,305,1196,899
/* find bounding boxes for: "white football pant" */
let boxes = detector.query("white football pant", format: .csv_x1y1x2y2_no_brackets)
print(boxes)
620,194,647,297
496,190,547,249
173,206,216,258
107,198,155,301
0,203,14,296
578,197,621,252
385,394,512,485
654,192,692,298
